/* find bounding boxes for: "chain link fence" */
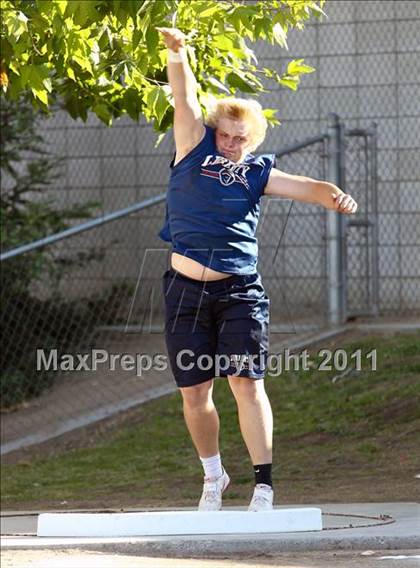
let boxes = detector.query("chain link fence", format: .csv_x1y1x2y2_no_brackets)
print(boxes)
0,113,377,453
269,0,420,316
260,136,329,330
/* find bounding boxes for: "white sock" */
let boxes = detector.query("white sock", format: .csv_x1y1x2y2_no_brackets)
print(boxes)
199,453,223,479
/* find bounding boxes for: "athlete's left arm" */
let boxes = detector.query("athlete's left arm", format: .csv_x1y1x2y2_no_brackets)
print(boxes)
264,168,358,214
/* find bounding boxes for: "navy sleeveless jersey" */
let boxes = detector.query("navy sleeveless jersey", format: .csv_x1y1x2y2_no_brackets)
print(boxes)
158,125,276,274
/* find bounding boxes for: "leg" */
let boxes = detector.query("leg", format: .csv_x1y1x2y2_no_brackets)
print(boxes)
213,272,271,465
162,270,229,510
181,379,230,511
228,375,273,465
179,379,220,458
163,269,219,458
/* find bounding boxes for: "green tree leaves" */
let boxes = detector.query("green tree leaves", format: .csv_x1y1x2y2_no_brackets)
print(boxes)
1,0,325,130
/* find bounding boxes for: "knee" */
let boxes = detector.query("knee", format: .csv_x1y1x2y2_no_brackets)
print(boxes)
228,376,265,403
180,380,214,409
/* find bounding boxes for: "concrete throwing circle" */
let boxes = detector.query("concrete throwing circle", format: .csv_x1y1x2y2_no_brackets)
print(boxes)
322,511,395,530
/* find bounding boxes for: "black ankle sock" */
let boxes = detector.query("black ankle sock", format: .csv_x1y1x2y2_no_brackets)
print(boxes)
253,463,272,487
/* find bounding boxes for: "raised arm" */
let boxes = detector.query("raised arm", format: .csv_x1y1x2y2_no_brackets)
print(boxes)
157,27,205,162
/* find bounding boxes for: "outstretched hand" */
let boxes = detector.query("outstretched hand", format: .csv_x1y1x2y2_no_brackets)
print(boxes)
333,193,358,214
156,27,186,52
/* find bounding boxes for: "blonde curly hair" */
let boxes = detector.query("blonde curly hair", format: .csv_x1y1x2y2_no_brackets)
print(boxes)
205,97,268,153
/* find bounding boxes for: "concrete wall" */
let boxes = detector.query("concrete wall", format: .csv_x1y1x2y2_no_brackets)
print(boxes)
36,0,419,319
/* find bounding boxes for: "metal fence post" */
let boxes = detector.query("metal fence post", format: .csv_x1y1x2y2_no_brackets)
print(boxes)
326,114,346,325
369,122,380,317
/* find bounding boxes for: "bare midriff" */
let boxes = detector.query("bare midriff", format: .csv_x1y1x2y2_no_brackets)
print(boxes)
171,252,233,281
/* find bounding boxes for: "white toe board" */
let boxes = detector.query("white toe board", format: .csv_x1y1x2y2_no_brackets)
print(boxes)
37,508,322,537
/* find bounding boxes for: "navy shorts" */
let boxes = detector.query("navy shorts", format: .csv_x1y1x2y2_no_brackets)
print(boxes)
162,267,270,388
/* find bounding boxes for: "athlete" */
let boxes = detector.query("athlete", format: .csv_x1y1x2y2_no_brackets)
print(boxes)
156,27,357,512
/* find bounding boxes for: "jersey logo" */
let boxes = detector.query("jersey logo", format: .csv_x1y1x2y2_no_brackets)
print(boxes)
201,155,250,190
220,168,236,186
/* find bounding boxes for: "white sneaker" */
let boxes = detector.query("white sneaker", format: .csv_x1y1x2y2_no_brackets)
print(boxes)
198,467,230,511
248,483,274,511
